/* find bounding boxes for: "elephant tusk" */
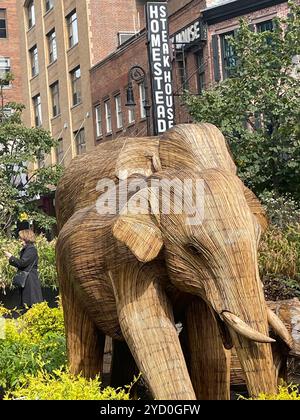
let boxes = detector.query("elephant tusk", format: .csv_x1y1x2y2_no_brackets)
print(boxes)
221,311,275,343
267,308,293,348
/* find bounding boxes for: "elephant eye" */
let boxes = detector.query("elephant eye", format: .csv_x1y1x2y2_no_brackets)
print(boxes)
187,244,200,255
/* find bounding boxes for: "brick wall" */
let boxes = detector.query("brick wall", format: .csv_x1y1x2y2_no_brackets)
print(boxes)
0,0,23,105
89,0,144,66
207,2,289,84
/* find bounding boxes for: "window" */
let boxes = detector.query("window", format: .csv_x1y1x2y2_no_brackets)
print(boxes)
95,105,102,138
105,101,112,133
221,31,236,79
70,66,81,106
118,32,135,46
176,51,188,91
128,106,135,124
33,94,42,127
50,81,60,117
195,50,205,94
47,30,57,63
75,128,86,155
257,20,274,45
139,83,146,119
66,10,78,48
256,20,274,33
27,0,35,29
0,9,7,38
29,45,39,77
56,139,64,164
0,57,11,86
45,0,54,13
115,94,123,129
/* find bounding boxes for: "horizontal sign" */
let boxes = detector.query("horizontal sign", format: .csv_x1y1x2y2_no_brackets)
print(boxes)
171,19,206,50
146,2,174,135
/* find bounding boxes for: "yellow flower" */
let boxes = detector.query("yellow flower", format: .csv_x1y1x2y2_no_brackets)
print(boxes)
19,212,29,222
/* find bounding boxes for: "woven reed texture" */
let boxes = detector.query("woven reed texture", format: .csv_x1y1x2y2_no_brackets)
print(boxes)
56,123,287,400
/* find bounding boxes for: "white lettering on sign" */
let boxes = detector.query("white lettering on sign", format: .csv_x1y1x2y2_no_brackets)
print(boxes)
170,19,204,50
147,2,174,134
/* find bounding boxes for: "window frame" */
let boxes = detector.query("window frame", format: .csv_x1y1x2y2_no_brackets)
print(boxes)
220,31,236,79
105,100,112,134
74,128,86,155
66,10,78,49
47,29,57,63
95,104,103,138
70,66,81,106
50,81,60,118
0,57,11,86
27,0,36,30
55,138,64,165
45,0,54,13
0,9,7,38
115,94,123,130
33,94,42,127
195,49,205,94
29,45,39,77
139,83,146,119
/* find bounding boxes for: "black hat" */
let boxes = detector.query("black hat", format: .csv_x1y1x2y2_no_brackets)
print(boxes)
17,220,30,231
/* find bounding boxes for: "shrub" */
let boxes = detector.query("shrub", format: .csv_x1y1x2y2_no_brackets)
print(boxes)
259,191,300,229
241,384,300,400
0,235,57,289
259,224,300,279
4,369,132,400
259,222,300,300
0,302,66,391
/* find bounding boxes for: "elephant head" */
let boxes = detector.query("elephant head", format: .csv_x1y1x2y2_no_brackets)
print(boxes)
113,167,282,397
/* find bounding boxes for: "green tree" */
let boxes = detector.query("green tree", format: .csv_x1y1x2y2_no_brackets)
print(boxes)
185,2,300,200
0,79,62,234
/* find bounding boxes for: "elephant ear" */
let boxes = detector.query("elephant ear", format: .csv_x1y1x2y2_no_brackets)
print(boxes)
112,189,163,262
243,185,268,233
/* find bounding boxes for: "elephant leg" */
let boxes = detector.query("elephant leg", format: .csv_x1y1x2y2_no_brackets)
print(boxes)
111,264,196,400
185,299,231,400
110,339,138,388
58,267,105,378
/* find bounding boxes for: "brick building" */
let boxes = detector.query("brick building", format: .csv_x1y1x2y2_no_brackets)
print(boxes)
16,0,146,167
0,0,23,109
90,0,290,142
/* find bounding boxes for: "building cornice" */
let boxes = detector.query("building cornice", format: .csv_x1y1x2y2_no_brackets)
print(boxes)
203,0,287,25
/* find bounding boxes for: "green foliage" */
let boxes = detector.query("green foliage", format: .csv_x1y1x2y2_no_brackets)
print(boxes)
0,302,66,391
241,384,300,400
4,369,133,400
259,224,300,279
185,2,300,200
259,190,300,229
0,98,63,233
259,221,300,300
0,235,57,289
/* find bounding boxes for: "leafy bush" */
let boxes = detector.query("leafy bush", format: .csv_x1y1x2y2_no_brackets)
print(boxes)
259,222,300,300
259,191,300,229
0,302,66,391
4,369,132,400
0,235,57,289
241,384,300,400
259,224,300,279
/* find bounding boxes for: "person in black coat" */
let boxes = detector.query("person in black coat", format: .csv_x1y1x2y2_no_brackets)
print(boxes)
5,229,43,309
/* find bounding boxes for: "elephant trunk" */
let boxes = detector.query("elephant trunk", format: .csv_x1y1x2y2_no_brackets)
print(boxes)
223,287,277,396
207,262,278,397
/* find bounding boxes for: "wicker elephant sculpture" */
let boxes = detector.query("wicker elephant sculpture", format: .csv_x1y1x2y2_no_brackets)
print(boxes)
56,123,291,400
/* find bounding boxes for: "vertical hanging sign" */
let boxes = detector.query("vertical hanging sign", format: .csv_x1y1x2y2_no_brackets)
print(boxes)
146,2,174,135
